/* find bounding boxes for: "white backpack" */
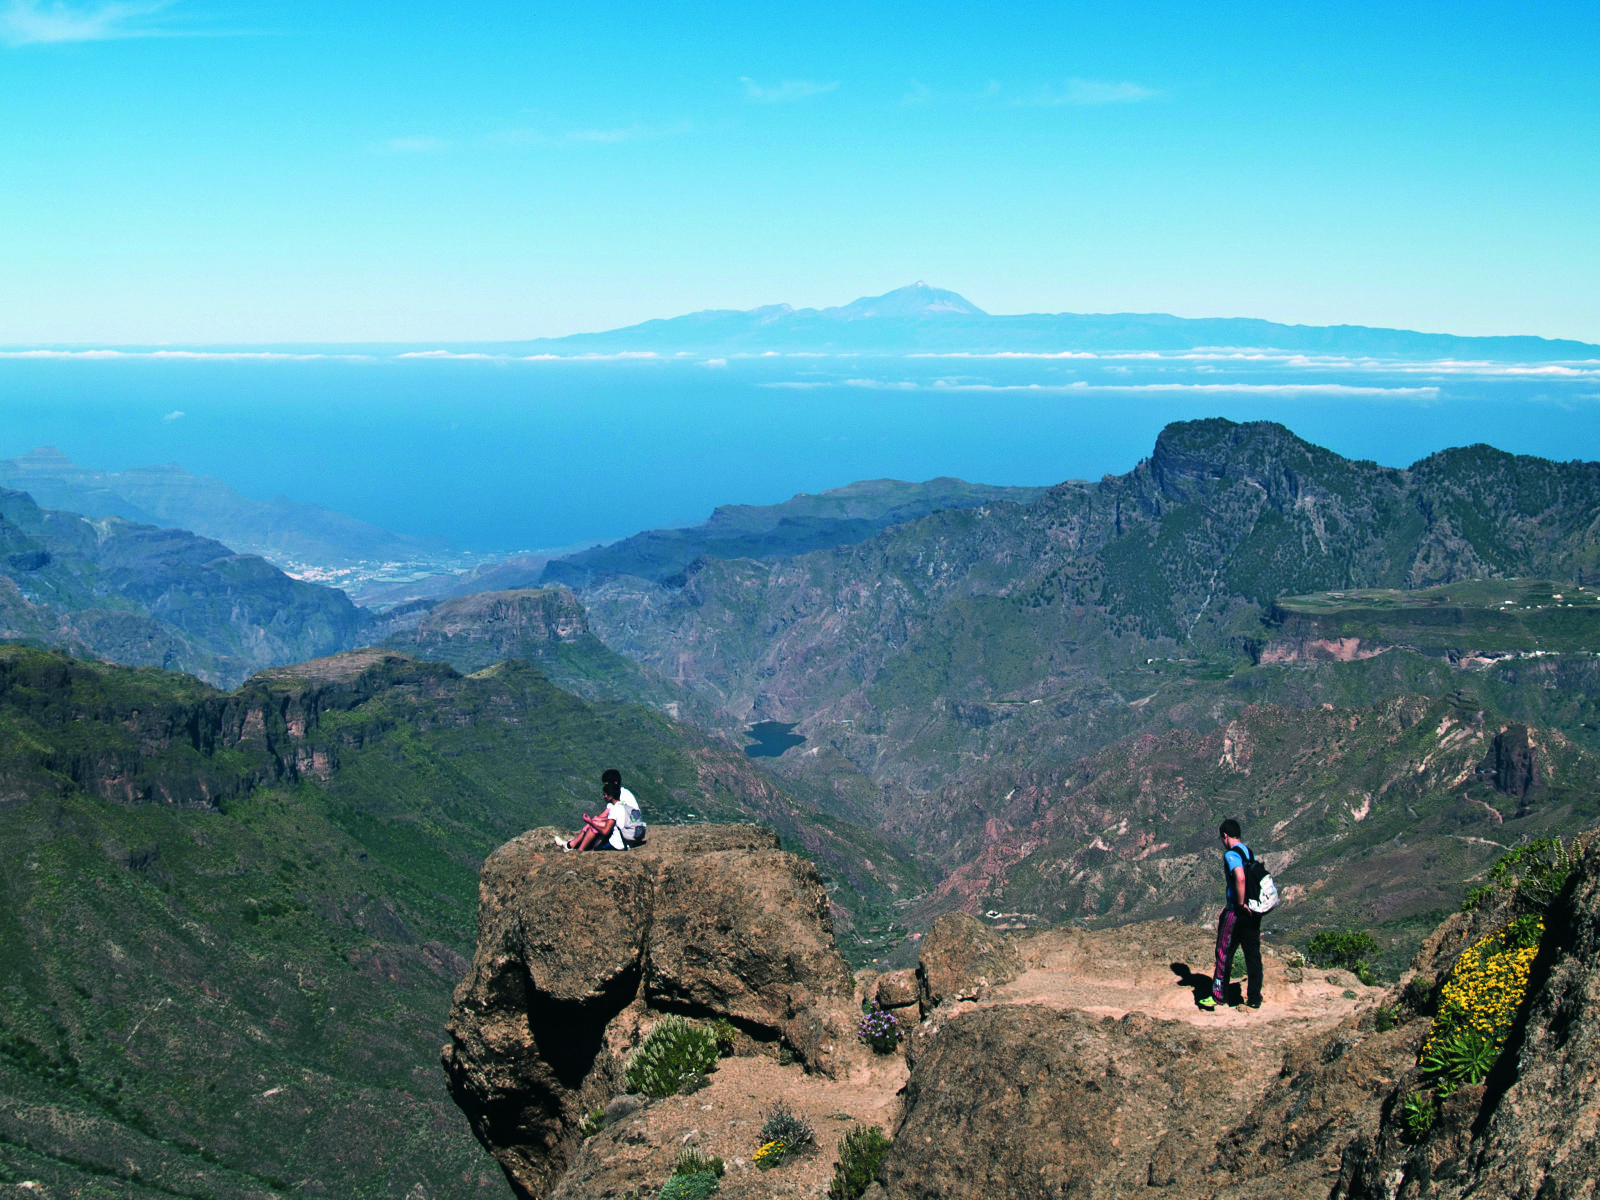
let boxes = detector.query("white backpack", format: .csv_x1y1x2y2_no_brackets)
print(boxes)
615,798,646,845
1243,846,1279,914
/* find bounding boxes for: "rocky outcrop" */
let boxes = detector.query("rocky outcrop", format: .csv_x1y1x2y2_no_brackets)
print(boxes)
1331,849,1600,1199
440,825,857,1200
915,910,1021,1013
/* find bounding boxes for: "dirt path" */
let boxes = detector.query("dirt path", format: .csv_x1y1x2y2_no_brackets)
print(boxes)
996,918,1377,1031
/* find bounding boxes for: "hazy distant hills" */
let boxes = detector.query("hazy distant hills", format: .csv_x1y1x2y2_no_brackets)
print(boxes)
513,281,1600,360
0,446,448,571
543,475,1052,588
0,487,365,686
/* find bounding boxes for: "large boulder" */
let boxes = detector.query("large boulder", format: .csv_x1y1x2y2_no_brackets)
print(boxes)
647,848,854,1025
916,911,1021,1014
440,825,856,1200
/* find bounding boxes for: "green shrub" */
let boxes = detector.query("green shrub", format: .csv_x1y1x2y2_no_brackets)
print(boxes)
1460,885,1492,912
1488,837,1582,911
706,1018,738,1056
760,1101,815,1151
827,1125,893,1200
1401,1089,1438,1140
1306,929,1380,972
626,1017,720,1098
1422,1028,1497,1088
1502,913,1543,950
578,1107,606,1138
1373,1005,1400,1033
674,1147,724,1179
658,1170,719,1200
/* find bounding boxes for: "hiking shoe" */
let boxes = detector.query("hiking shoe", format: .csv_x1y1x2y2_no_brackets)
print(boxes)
1198,995,1217,1011
1246,999,1262,1009
552,835,569,850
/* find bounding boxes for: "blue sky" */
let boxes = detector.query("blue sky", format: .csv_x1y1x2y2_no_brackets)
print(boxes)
2,1,1597,344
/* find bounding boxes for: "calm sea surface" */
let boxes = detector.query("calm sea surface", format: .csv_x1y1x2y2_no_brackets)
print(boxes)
2,350,1596,553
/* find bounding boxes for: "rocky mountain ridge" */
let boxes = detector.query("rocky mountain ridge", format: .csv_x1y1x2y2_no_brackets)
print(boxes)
0,485,365,687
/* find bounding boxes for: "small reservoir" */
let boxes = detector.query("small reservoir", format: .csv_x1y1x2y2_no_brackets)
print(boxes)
743,720,806,758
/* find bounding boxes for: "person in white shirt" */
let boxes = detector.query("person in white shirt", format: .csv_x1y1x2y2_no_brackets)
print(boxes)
560,770,645,851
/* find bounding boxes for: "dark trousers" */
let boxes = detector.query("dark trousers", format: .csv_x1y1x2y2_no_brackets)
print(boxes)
1213,905,1263,1004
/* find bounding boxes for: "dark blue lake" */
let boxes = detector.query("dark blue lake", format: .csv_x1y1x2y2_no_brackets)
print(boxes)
744,721,806,758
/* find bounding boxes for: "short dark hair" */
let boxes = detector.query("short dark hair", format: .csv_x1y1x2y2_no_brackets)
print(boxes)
601,768,622,786
603,780,621,800
1219,818,1242,839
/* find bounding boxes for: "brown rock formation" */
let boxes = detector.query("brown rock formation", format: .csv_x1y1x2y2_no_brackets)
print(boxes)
440,825,857,1200
1332,850,1600,1199
915,910,1021,1013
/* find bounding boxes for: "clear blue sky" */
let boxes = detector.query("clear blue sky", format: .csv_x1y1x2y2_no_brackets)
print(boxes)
3,1,1597,344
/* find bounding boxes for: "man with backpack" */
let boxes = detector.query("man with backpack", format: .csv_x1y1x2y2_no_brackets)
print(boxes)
1200,818,1263,1011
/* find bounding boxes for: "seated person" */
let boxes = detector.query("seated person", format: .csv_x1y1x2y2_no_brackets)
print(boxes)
561,772,645,851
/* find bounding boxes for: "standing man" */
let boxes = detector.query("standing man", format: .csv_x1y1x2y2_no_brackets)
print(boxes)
1200,818,1263,1011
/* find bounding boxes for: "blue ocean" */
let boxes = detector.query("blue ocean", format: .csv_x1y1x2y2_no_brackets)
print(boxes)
3,349,1597,553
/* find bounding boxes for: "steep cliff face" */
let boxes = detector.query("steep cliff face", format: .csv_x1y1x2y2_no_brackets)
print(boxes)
440,826,858,1200
378,587,590,668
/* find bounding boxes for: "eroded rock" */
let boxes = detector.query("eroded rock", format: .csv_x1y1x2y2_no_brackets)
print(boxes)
441,824,855,1200
916,911,1021,1014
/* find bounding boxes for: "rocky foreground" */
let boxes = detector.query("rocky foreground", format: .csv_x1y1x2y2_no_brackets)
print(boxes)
443,826,1600,1200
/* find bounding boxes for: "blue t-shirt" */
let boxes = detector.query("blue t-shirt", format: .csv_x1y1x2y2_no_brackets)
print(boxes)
1224,842,1251,905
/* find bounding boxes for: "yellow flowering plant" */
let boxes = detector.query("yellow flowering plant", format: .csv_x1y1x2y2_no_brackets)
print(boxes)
753,1140,788,1171
1403,916,1543,1136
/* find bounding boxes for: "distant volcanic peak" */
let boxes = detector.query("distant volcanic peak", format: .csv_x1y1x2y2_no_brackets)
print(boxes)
825,281,988,320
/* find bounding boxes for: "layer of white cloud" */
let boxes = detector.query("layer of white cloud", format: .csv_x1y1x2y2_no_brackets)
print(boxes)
762,378,1443,399
396,350,661,361
1020,77,1158,107
3,0,174,45
739,76,839,103
161,409,185,420
0,349,373,360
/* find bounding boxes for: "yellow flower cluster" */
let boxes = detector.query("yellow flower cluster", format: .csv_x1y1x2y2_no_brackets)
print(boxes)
1420,919,1542,1064
752,1140,787,1170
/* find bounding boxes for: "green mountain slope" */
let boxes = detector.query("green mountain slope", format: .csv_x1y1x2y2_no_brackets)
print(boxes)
564,420,1600,965
0,644,918,1197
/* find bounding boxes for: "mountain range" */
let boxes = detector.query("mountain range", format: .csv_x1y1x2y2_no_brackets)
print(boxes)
503,281,1600,360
